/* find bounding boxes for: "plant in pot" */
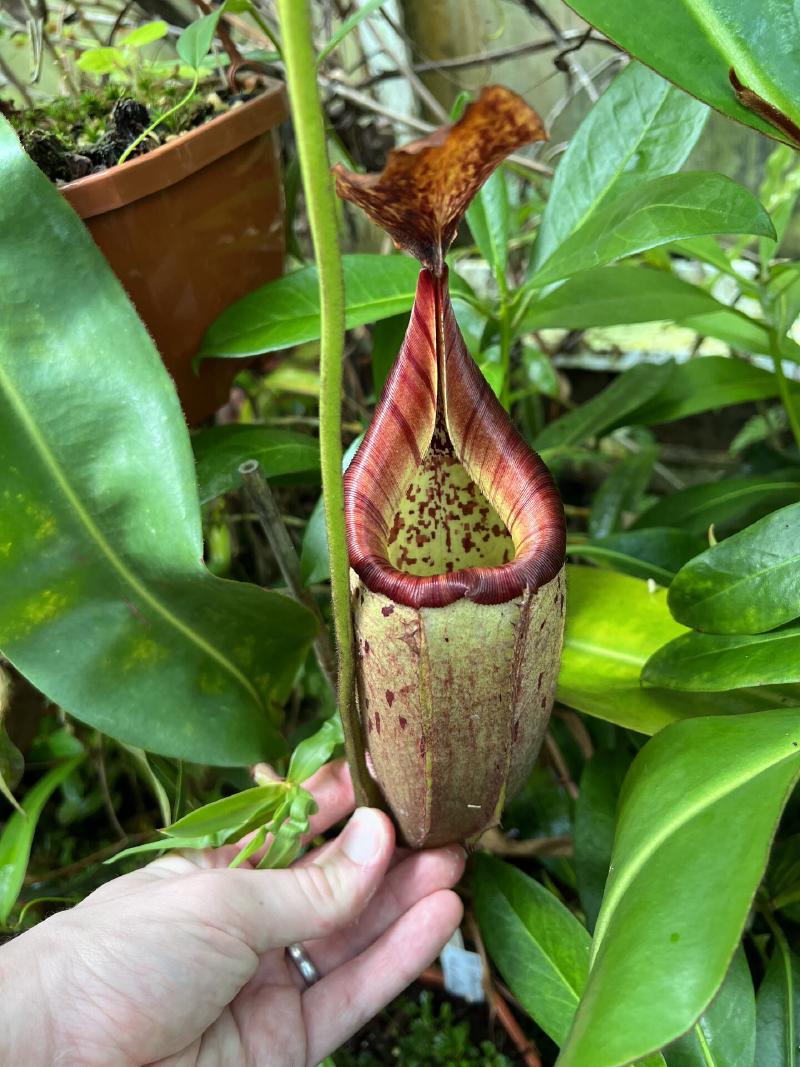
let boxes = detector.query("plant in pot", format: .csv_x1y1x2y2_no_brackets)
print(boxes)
3,3,287,425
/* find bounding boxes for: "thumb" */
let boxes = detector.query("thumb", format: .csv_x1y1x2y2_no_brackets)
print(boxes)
212,807,396,953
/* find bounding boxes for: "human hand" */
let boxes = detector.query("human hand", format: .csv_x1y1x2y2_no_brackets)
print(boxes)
0,760,464,1067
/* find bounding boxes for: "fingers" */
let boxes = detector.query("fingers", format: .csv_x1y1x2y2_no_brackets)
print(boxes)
304,889,464,1066
307,844,465,974
187,808,396,953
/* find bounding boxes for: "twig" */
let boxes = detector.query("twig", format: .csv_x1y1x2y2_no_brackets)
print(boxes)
24,833,152,886
543,730,580,800
554,708,594,760
0,50,34,106
478,827,573,857
239,460,337,692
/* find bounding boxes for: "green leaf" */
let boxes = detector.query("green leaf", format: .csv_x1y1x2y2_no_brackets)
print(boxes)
665,948,756,1067
299,436,362,586
634,472,800,538
567,528,705,586
644,626,800,691
466,168,509,281
370,313,408,396
631,357,800,424
666,502,800,634
472,854,591,1046
0,757,83,923
755,941,800,1066
589,446,658,538
564,0,800,145
76,47,126,74
533,62,708,273
258,787,317,869
574,749,631,931
286,715,344,785
558,566,797,734
200,256,424,358
176,9,221,70
119,20,169,48
520,265,726,332
530,173,775,288
193,425,320,504
557,708,800,1067
0,117,316,766
535,363,675,452
317,0,387,64
163,783,286,843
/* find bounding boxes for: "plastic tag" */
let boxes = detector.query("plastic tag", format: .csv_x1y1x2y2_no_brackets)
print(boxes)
440,929,485,1003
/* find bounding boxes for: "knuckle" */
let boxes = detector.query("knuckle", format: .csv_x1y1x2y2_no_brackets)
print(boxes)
293,864,346,931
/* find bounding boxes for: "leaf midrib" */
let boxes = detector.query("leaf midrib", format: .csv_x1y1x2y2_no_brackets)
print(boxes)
0,361,263,708
590,743,800,964
679,549,800,618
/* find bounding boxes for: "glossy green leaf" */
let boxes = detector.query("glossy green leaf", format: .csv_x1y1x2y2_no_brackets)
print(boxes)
258,787,317,869
0,756,83,923
370,314,407,396
533,62,708,273
558,567,797,734
755,941,800,1066
176,8,221,70
286,716,344,785
466,168,509,281
163,783,286,842
201,256,423,358
557,708,800,1067
299,436,362,586
472,854,591,1046
0,118,316,766
531,173,774,289
634,472,800,537
589,446,658,538
567,528,705,586
535,363,675,452
193,425,320,504
631,357,800,424
77,47,125,74
564,0,800,145
644,626,800,691
520,265,728,332
665,948,756,1067
574,749,631,931
667,503,800,633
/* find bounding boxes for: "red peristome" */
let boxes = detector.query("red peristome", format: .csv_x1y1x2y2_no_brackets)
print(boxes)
344,268,565,608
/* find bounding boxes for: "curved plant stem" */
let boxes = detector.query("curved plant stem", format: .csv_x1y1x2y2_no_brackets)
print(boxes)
769,329,800,452
117,74,199,165
275,0,381,809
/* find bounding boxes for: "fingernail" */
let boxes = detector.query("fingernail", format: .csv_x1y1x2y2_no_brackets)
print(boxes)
339,807,385,866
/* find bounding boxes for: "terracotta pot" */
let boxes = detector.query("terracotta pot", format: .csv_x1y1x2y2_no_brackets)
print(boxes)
62,82,288,425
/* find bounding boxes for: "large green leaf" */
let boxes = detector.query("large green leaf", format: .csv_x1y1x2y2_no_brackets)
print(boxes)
630,357,800,424
0,756,83,923
574,749,631,931
755,941,800,1066
565,0,800,145
567,528,706,586
558,566,798,734
0,118,316,766
557,708,800,1067
665,948,756,1067
667,503,800,633
644,626,800,691
466,168,509,282
634,471,800,537
589,446,658,538
472,854,591,1046
536,363,675,452
200,255,466,358
193,425,320,504
533,62,708,273
530,173,775,288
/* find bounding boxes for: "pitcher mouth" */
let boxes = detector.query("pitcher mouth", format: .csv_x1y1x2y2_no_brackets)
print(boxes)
344,269,565,609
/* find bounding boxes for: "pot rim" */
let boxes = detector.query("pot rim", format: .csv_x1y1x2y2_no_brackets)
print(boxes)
61,78,287,220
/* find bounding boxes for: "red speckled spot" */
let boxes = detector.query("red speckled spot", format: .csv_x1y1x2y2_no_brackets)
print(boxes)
399,716,408,730
386,690,395,707
381,604,395,617
375,711,381,734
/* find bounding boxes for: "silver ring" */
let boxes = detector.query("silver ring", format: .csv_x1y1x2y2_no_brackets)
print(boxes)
287,942,321,987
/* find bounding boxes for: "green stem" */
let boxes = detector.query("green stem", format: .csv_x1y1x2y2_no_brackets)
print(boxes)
117,74,199,166
247,7,284,60
498,289,512,410
769,329,800,452
275,0,381,810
